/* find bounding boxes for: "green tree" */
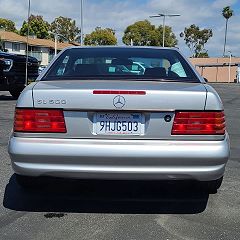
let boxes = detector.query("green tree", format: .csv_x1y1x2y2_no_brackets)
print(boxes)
156,25,178,47
50,16,80,43
222,6,234,56
84,27,117,45
0,18,17,32
20,15,50,39
122,20,177,47
123,20,156,46
197,52,209,58
180,24,213,57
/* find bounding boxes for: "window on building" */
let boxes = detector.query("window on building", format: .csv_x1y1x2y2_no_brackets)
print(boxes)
12,43,20,52
28,46,41,52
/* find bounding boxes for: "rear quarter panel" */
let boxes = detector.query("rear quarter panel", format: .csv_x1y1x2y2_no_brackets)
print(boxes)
204,84,224,110
16,83,37,108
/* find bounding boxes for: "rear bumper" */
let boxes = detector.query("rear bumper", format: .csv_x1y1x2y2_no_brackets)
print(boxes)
8,135,230,181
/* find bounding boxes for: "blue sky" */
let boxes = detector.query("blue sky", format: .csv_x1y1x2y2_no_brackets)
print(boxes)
0,0,239,57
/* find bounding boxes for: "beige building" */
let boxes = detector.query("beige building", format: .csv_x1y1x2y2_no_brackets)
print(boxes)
0,30,78,66
189,58,240,83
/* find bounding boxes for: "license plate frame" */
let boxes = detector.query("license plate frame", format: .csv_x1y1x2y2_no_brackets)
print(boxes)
93,112,145,135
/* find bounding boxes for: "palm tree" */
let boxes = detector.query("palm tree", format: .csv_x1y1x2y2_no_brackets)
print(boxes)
222,6,233,57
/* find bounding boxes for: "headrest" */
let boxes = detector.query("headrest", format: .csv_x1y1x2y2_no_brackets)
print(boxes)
111,58,133,65
144,67,167,77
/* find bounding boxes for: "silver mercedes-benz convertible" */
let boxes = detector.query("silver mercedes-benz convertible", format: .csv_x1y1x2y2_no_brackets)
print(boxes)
8,47,230,192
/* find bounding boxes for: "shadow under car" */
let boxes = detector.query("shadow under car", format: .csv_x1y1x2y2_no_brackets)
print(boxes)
3,174,209,214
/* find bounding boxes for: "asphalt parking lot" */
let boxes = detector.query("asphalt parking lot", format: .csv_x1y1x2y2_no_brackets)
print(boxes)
0,83,239,240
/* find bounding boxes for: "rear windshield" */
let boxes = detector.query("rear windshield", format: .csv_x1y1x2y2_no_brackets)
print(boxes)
42,47,199,82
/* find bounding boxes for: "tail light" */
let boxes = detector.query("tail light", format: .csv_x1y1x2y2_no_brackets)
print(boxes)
172,111,225,135
14,109,66,133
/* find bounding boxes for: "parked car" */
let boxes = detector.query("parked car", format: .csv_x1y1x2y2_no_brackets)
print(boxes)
8,46,230,192
38,65,47,75
0,51,39,99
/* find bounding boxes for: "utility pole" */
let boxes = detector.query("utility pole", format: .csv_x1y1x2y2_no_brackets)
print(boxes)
150,13,180,47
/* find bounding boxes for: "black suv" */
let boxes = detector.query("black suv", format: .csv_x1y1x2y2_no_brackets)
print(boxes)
0,51,39,99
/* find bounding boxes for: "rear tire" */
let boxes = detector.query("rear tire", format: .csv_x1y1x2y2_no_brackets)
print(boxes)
202,177,223,193
9,89,22,99
15,174,44,189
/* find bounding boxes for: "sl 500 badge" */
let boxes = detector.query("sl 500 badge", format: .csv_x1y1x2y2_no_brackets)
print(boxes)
37,99,67,105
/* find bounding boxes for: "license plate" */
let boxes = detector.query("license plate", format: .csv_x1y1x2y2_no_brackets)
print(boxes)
94,112,144,135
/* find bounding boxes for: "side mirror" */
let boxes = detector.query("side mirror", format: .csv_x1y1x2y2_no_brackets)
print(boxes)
203,77,208,82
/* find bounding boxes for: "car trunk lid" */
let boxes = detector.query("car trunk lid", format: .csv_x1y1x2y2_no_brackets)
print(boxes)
32,80,207,110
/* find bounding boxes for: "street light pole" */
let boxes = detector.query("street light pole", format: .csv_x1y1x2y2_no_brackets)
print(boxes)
54,33,57,56
49,31,69,56
80,0,84,45
25,0,31,86
48,31,58,56
228,51,232,83
162,15,166,47
150,13,180,47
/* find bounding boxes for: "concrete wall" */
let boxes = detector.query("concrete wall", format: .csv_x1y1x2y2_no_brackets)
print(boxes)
41,48,50,66
29,48,49,66
189,58,240,83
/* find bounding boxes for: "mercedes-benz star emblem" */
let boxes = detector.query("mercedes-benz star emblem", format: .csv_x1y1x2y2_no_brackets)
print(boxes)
113,95,126,109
